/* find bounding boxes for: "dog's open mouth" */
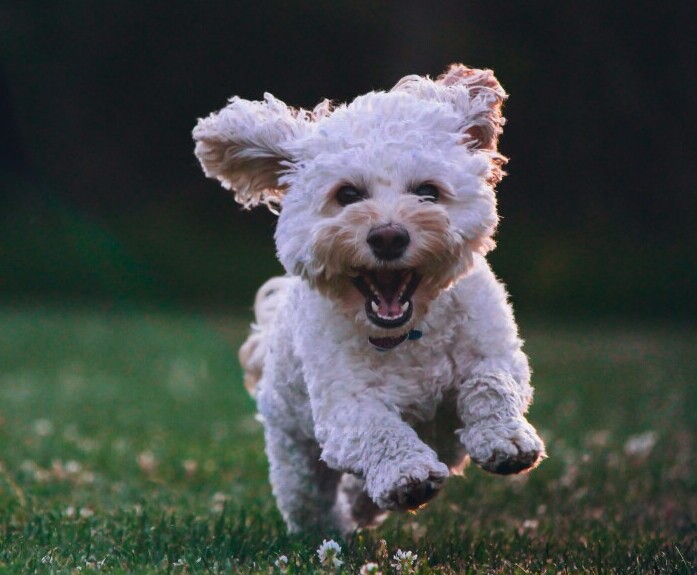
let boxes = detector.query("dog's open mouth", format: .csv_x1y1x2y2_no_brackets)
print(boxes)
352,269,421,330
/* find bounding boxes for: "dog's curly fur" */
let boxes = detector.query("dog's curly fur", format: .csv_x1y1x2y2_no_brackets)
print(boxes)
193,64,546,534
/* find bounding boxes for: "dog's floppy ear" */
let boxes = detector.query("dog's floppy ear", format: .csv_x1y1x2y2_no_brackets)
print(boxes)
193,94,310,212
435,64,506,152
393,64,507,153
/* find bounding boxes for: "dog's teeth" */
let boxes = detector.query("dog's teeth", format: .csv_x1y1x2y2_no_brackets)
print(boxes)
371,301,380,313
401,301,409,312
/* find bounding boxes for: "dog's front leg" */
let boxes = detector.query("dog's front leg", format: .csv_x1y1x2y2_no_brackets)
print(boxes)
313,397,449,511
454,259,546,474
457,369,545,474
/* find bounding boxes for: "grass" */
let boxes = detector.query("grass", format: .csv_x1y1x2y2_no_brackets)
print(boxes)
0,305,695,574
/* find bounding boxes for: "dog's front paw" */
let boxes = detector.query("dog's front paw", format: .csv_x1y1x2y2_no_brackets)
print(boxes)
460,418,545,475
368,459,449,511
387,473,446,510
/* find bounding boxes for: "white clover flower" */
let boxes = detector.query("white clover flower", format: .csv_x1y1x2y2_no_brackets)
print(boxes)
521,518,540,531
274,554,289,571
84,557,107,571
172,557,188,571
183,459,198,476
391,549,417,573
40,553,54,565
624,431,658,458
317,539,343,568
137,450,157,474
33,418,54,437
359,561,382,575
64,460,83,475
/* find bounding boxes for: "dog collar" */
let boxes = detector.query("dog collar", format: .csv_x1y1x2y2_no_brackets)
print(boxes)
370,328,423,351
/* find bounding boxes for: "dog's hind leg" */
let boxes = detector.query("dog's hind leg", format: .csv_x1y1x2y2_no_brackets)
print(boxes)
333,474,389,534
238,276,296,397
263,424,342,533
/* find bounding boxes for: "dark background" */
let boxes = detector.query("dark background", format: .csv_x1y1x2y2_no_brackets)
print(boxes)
2,1,695,319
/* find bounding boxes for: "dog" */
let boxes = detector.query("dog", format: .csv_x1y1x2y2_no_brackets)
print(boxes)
193,64,546,534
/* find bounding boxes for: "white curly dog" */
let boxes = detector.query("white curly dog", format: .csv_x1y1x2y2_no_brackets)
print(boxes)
193,64,545,534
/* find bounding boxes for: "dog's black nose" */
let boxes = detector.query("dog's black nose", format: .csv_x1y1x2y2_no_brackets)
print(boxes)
367,224,410,260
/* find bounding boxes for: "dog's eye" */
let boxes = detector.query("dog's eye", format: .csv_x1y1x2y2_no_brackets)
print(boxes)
412,183,440,202
336,185,366,206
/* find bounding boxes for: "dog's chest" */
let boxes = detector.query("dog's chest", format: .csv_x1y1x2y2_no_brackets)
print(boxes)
366,340,461,422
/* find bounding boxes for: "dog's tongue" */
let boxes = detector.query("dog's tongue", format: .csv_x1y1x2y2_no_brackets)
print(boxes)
373,270,404,318
376,298,404,318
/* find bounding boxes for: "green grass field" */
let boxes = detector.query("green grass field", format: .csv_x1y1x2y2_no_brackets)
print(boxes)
0,305,695,574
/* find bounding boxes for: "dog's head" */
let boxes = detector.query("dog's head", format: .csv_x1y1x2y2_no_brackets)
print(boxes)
194,64,507,348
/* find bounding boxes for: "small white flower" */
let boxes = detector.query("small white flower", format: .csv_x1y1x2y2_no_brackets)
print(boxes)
183,459,198,476
317,539,343,568
85,557,107,571
210,491,228,512
274,554,289,571
391,549,417,573
521,518,539,531
359,561,382,575
624,431,658,458
65,460,83,475
172,557,188,571
80,470,96,485
137,451,157,474
40,553,54,565
33,418,54,437
79,507,95,518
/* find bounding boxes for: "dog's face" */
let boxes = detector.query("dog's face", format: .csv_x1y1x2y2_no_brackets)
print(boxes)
194,65,507,348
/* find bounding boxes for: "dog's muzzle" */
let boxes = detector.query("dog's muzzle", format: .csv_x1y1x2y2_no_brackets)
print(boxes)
352,269,421,332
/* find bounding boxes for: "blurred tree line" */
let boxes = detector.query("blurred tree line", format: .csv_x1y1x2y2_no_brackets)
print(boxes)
1,1,695,318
